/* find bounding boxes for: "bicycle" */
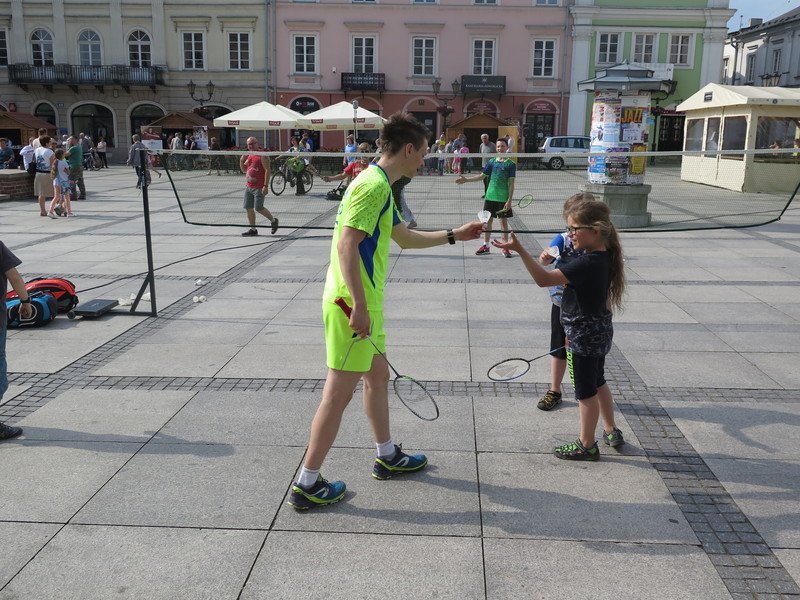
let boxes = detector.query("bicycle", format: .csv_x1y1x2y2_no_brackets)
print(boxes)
270,156,314,195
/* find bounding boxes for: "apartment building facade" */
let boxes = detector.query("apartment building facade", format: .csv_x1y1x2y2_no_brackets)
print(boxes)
723,7,800,89
0,0,272,151
568,0,733,150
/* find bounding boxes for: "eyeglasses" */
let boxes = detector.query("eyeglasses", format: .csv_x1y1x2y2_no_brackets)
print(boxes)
567,226,594,234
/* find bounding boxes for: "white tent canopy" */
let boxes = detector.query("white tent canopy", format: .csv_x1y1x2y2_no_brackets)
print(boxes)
212,102,303,130
295,101,386,130
678,83,800,112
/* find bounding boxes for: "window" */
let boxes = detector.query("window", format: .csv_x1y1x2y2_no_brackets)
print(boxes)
722,57,729,84
352,0,375,3
755,117,799,153
772,49,781,74
472,39,494,75
182,32,204,70
0,30,7,66
128,30,151,67
532,39,556,77
721,116,747,156
474,0,497,4
352,36,376,74
412,37,435,76
293,35,317,74
705,118,720,152
78,30,101,66
413,0,436,4
669,34,691,66
31,29,54,66
598,33,620,64
228,32,250,70
745,53,756,82
535,0,558,4
685,119,703,151
633,34,655,63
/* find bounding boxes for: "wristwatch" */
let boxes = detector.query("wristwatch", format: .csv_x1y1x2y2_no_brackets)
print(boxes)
446,229,456,245
20,297,31,304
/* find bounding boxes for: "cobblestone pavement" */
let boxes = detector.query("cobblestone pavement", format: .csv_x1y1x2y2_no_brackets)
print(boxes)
1,168,799,599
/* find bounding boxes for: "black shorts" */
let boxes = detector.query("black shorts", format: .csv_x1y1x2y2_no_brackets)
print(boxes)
483,200,512,218
550,304,567,360
568,353,606,401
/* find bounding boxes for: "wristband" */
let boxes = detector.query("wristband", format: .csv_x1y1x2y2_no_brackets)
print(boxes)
20,298,31,304
446,229,456,245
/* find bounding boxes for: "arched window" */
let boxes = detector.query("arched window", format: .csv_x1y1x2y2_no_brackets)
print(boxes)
78,30,102,66
34,103,57,126
128,30,151,67
31,29,54,66
72,104,115,148
130,103,166,140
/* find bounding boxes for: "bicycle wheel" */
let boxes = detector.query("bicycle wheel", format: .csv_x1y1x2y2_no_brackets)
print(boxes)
270,172,287,195
301,171,313,193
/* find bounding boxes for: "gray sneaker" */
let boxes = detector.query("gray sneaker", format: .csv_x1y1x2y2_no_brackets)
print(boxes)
602,427,625,448
0,422,23,441
271,218,279,234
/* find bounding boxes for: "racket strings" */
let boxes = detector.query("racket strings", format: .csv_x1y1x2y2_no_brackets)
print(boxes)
487,359,531,382
393,376,439,421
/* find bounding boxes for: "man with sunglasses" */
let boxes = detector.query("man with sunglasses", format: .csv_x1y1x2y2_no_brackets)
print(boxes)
240,137,279,237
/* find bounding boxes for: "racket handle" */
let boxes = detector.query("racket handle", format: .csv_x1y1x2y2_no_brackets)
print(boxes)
334,296,352,317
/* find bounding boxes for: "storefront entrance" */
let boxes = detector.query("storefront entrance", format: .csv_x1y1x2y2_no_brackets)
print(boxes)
524,113,555,152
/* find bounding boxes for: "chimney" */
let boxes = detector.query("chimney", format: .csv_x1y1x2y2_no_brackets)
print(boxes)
748,18,763,27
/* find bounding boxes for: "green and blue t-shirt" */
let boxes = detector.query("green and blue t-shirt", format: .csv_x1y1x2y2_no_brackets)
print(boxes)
323,164,400,311
482,157,516,202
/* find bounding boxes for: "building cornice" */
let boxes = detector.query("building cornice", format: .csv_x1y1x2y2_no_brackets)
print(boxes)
283,19,325,29
170,16,212,32
343,21,384,32
404,22,445,33
218,17,258,32
464,23,505,33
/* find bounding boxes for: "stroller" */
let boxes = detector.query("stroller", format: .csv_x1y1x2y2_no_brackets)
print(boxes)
326,180,348,202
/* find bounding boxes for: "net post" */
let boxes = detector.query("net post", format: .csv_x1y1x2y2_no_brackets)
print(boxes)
130,147,158,317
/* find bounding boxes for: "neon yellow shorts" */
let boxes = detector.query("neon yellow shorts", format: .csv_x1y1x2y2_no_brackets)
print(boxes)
323,301,386,372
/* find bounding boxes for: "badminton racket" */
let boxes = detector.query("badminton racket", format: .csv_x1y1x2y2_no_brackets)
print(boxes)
335,297,439,421
487,346,566,381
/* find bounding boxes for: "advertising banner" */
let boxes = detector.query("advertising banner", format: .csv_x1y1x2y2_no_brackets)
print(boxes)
140,126,163,151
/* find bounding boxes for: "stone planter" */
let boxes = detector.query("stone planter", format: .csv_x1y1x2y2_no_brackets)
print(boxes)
0,169,35,201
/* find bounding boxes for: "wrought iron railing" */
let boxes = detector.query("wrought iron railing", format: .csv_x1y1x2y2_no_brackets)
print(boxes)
8,64,165,86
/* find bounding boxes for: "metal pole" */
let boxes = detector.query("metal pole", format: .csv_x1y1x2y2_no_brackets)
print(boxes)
130,147,158,317
352,99,359,143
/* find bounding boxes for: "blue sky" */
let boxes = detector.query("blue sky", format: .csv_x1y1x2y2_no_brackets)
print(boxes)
727,0,800,30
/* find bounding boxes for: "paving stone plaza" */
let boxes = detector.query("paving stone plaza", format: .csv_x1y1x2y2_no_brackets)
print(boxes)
1,167,799,599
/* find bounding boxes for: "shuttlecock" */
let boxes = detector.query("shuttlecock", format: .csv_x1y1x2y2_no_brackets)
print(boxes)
198,295,207,302
118,297,132,306
195,279,206,286
477,210,491,224
192,296,200,303
547,246,560,258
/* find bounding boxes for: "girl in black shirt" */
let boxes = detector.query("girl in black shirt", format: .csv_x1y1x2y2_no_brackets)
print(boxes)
493,197,626,461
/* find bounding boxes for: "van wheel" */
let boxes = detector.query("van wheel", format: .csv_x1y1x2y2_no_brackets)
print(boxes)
548,156,564,170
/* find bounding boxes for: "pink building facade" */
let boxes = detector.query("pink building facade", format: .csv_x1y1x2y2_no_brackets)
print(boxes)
275,0,573,151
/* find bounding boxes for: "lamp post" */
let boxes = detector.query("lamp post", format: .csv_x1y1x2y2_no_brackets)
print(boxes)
352,99,359,144
187,80,216,107
432,78,461,130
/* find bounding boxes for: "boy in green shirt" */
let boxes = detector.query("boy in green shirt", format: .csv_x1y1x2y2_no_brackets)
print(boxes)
456,138,515,257
288,113,484,510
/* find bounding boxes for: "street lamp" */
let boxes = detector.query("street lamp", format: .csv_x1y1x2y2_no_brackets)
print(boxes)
352,99,359,143
431,78,461,129
188,80,216,107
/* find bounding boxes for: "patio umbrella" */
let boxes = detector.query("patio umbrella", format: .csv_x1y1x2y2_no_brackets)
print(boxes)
212,102,302,130
295,101,385,131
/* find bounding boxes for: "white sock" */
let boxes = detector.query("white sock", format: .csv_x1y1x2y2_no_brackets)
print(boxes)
297,466,320,488
376,439,396,459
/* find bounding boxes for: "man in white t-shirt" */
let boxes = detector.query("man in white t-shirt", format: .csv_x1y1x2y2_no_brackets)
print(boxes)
20,138,35,171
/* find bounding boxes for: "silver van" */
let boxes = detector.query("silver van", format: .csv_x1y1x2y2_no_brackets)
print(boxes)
537,136,591,170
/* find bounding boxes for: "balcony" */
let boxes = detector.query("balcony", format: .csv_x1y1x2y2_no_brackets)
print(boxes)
8,64,165,93
341,72,386,94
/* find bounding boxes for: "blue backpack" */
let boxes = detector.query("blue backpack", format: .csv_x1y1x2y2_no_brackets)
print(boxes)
6,291,58,328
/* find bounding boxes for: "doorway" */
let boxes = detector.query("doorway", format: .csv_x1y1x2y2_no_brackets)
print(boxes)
524,114,555,152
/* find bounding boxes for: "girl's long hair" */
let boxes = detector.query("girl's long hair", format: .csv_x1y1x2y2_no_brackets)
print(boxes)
566,199,626,311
